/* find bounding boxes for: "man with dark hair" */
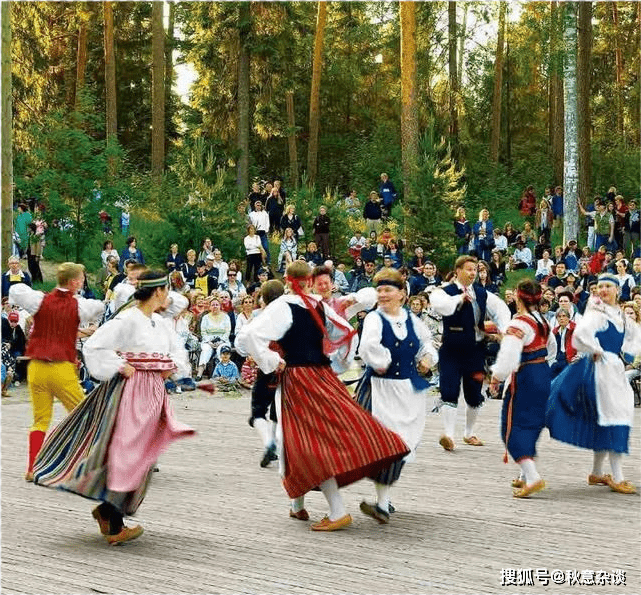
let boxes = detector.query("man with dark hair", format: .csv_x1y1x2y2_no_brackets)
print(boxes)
430,256,511,451
547,262,568,290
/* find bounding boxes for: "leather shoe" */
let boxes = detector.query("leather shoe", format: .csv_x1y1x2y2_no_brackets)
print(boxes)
463,435,484,446
260,444,278,468
511,478,525,488
24,471,34,482
588,473,612,486
310,514,352,532
609,480,637,494
92,507,110,535
359,501,390,524
289,509,309,521
105,524,144,545
513,479,546,499
439,435,455,451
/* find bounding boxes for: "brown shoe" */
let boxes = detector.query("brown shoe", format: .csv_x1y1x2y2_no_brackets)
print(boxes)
105,525,144,545
289,509,309,521
513,479,546,499
588,473,612,486
92,507,111,535
310,514,352,532
511,478,525,488
439,435,455,451
463,435,484,446
24,471,34,482
609,480,637,494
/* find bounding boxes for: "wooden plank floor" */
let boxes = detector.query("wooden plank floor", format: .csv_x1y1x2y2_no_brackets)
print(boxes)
2,380,639,594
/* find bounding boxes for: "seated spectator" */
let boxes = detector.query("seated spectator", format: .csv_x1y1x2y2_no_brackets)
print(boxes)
534,235,552,261
547,261,568,290
504,288,517,317
110,262,147,314
360,238,378,264
476,260,498,294
384,240,403,269
632,257,641,285
347,257,365,285
550,290,582,326
589,244,607,275
1,311,27,382
539,298,555,324
221,270,246,301
97,255,120,300
489,250,506,287
324,259,349,294
350,259,377,292
492,228,508,254
535,249,555,282
521,221,538,247
101,240,119,268
410,261,442,295
552,245,564,264
212,345,240,392
562,240,580,273
550,308,579,378
211,249,230,285
407,246,427,276
194,260,218,296
504,221,520,246
277,227,298,272
348,230,367,261
304,241,323,267
2,256,32,297
603,250,616,274
510,238,532,270
196,297,232,380
578,245,592,269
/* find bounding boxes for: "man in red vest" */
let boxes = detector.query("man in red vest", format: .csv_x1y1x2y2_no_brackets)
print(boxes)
9,262,105,481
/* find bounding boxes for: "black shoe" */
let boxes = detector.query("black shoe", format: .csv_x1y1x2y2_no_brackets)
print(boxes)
388,502,396,514
260,444,278,468
359,500,390,524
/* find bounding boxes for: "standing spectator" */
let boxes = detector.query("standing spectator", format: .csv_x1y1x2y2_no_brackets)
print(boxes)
518,185,537,217
313,206,331,260
623,198,639,258
378,173,397,217
280,204,302,239
14,204,32,258
243,225,263,283
120,207,130,237
247,181,263,211
489,250,507,287
363,192,383,236
476,260,498,294
453,207,472,255
198,238,214,262
101,240,119,268
265,186,285,234
535,199,554,242
615,259,636,302
472,209,494,263
248,201,271,264
579,198,614,250
551,186,564,230
119,237,144,270
165,243,184,272
2,256,32,298
613,196,628,252
26,223,44,284
181,250,198,289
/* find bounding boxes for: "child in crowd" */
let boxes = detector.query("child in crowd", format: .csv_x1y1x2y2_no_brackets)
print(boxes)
212,346,240,392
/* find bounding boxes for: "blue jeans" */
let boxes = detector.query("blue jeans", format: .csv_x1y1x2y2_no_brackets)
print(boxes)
257,231,270,264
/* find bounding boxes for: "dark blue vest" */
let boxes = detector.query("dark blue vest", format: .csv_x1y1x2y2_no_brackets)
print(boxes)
441,283,488,349
373,312,430,391
278,303,330,367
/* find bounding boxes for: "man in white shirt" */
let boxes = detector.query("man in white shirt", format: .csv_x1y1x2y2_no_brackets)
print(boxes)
511,239,533,270
248,201,271,263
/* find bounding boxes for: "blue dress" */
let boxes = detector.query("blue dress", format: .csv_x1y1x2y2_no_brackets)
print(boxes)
546,321,630,453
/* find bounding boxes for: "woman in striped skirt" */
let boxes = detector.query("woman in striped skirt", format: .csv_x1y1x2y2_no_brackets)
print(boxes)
33,271,195,545
356,268,437,523
235,261,409,531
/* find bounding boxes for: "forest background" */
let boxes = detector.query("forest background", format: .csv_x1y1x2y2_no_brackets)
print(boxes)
1,1,639,273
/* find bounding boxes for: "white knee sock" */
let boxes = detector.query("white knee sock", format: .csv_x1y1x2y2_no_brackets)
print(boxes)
592,451,608,476
441,405,458,438
519,458,541,485
375,483,390,513
253,418,273,448
609,451,624,483
464,405,480,438
291,496,305,513
269,420,277,446
319,477,346,521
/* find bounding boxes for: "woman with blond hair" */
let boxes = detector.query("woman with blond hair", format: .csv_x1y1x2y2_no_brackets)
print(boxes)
453,206,472,255
473,209,494,262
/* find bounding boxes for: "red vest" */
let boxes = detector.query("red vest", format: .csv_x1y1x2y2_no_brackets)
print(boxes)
27,289,80,363
514,314,549,353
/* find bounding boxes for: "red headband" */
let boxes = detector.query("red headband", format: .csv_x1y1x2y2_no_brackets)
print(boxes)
517,288,542,306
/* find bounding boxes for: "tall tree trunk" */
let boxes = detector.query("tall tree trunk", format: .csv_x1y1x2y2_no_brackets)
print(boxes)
611,3,624,139
1,1,13,269
457,3,467,88
447,1,458,147
286,91,299,190
151,2,165,180
103,1,117,174
400,2,418,200
236,2,250,193
165,0,174,106
563,2,579,243
75,7,88,111
489,1,506,162
577,1,592,203
548,2,555,151
307,1,327,185
551,1,564,185
506,41,512,172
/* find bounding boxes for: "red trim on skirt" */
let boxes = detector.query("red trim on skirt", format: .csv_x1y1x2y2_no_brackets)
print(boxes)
280,366,410,498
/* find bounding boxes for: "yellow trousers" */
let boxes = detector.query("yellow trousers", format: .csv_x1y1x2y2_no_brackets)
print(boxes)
27,361,85,433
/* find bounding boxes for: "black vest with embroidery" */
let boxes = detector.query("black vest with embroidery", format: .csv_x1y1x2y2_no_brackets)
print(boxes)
441,283,488,349
278,302,330,367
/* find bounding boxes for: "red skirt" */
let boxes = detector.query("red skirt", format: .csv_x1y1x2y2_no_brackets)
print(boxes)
280,366,409,498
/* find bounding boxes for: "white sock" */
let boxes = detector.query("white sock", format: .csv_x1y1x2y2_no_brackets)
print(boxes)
464,405,480,438
519,458,541,485
441,405,457,438
609,452,624,483
592,451,607,477
253,418,272,448
319,477,346,521
375,483,390,513
269,420,277,447
291,496,305,513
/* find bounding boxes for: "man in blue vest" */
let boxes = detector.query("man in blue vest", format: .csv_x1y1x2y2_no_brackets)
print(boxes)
430,256,511,450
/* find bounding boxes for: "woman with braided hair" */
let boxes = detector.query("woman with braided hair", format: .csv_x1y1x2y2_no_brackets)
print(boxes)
489,279,557,498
